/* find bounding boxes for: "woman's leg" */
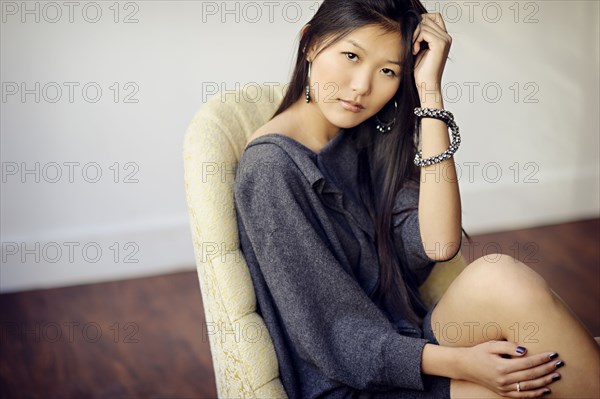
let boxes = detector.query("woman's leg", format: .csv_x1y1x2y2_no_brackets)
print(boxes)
428,253,600,398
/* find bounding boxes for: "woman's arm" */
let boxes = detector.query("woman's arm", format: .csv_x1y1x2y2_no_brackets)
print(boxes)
421,343,463,380
417,86,463,262
411,13,462,262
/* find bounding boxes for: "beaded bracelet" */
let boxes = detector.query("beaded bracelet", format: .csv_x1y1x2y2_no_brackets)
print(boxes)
413,107,461,167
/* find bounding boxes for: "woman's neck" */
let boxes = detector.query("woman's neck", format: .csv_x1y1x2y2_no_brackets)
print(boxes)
286,96,341,147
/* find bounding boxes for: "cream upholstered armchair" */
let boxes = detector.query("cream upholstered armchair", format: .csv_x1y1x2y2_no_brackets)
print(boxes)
183,83,468,398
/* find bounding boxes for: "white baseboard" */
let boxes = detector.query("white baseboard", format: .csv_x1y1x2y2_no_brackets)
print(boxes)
0,217,197,294
461,166,599,234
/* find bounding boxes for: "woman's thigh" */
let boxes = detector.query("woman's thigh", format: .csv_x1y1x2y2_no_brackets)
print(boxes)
430,253,550,347
449,380,507,399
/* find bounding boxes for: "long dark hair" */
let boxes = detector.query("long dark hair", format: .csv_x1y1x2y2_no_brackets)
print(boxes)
272,0,471,327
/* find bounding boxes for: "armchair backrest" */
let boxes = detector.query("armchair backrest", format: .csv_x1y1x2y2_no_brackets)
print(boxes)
183,83,289,398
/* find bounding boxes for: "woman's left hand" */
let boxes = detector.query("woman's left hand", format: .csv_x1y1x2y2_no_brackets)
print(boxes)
412,13,452,93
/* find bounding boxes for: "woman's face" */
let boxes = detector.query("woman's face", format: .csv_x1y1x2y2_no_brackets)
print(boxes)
307,24,403,130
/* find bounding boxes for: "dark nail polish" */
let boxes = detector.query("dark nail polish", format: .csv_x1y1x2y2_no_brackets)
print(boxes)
555,360,565,369
549,352,559,360
516,346,526,354
552,374,561,382
542,389,552,395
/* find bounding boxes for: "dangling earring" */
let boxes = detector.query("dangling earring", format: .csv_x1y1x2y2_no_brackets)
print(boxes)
375,100,397,133
305,61,311,103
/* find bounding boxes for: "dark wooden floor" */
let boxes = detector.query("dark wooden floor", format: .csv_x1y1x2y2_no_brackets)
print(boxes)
1,218,598,398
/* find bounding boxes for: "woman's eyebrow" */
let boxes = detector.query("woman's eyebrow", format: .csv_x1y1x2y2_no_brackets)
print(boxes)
345,39,402,67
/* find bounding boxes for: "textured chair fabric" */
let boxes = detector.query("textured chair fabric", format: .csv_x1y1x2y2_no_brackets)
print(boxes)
183,83,468,398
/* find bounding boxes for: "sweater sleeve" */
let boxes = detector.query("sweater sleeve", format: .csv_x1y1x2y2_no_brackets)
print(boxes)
391,180,462,287
234,147,432,392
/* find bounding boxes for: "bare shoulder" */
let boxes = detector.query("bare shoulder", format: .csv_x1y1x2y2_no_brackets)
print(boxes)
245,114,298,150
246,122,280,148
240,116,292,165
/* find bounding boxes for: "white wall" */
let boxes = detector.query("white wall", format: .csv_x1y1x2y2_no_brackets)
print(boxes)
1,1,598,293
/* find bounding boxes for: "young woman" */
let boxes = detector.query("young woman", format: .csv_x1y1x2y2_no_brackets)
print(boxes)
233,0,600,398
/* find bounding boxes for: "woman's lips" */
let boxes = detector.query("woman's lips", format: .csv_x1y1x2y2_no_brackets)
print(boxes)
338,99,364,113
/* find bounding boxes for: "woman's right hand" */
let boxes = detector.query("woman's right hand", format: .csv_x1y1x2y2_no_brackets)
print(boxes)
458,340,564,397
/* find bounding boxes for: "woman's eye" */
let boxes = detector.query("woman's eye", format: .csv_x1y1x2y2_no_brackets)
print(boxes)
381,68,397,77
343,52,358,61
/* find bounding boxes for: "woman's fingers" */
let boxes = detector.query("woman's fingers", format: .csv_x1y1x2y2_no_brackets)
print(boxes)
504,353,563,374
412,14,451,55
412,25,444,55
420,15,449,37
416,24,446,42
487,341,528,356
483,343,563,397
465,342,561,398
421,12,448,32
498,375,555,397
503,385,552,398
506,359,564,388
506,371,559,394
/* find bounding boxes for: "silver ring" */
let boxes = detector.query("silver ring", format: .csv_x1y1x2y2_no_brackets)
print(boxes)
517,382,521,392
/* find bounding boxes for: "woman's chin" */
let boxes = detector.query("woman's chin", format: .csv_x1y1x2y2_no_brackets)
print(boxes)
325,115,370,131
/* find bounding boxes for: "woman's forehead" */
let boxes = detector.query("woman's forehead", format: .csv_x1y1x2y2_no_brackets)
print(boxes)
333,25,404,55
345,25,402,43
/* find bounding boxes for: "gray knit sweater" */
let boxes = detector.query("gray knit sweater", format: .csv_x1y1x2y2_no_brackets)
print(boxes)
233,128,441,398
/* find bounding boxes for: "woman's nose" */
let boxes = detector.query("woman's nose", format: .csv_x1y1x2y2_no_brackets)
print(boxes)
350,68,372,96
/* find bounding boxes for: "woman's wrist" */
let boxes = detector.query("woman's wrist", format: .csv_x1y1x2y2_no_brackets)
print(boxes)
417,81,444,109
421,343,467,380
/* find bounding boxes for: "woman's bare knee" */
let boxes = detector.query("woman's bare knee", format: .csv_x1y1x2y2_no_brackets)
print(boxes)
452,253,551,303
